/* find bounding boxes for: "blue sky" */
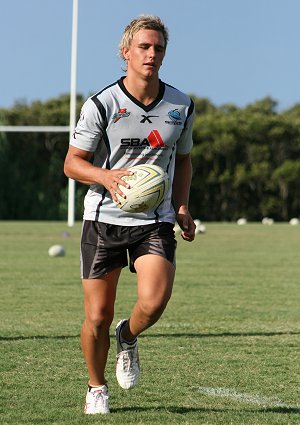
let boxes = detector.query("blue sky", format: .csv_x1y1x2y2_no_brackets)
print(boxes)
1,0,300,111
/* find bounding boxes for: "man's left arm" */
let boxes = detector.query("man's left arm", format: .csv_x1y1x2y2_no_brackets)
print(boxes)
172,153,196,241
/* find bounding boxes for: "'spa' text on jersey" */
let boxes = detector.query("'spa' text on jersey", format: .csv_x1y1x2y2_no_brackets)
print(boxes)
120,139,167,148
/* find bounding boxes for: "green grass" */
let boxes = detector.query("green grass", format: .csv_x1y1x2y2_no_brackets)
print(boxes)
0,221,299,424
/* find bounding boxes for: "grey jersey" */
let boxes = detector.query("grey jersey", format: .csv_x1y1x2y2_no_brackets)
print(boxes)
70,78,195,225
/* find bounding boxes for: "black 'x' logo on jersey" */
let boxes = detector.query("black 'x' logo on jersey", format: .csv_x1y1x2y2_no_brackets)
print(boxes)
140,115,159,123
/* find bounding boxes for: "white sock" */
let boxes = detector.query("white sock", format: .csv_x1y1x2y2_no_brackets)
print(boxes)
88,384,107,392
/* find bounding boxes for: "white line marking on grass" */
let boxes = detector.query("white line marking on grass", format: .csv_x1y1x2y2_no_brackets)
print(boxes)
195,387,300,409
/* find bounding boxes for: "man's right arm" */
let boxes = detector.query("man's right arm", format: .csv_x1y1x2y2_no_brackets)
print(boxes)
64,145,132,203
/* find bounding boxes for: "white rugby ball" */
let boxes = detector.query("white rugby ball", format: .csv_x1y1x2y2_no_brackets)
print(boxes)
48,244,65,257
115,164,169,213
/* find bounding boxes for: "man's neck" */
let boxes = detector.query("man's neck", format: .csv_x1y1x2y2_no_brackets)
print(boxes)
123,76,160,106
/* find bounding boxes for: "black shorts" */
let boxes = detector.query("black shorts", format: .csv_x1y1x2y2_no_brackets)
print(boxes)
80,221,177,279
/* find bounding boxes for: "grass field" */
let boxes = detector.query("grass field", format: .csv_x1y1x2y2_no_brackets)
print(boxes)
0,221,299,424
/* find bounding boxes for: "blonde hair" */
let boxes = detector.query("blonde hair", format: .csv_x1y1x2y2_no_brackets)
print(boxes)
119,15,169,61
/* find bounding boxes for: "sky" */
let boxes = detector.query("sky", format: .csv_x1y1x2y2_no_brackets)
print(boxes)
1,0,300,111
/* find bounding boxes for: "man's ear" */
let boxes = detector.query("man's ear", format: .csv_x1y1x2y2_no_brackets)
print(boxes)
122,47,130,61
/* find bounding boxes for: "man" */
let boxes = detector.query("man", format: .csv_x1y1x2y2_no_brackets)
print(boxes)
64,15,196,415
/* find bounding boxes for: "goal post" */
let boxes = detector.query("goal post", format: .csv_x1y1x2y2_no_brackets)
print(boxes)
0,0,79,227
68,0,79,227
0,126,70,132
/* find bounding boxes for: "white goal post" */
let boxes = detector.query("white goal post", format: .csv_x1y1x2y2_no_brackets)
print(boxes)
0,0,79,227
0,126,70,132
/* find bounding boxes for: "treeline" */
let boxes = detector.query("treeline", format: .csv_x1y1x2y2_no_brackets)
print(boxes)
191,97,300,221
0,94,300,221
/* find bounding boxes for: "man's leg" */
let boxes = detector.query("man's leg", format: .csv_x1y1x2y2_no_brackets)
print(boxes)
115,254,175,389
121,254,175,342
81,268,121,386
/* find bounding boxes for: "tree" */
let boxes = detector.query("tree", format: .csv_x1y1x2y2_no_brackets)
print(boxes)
191,97,300,221
0,94,85,220
1,94,300,221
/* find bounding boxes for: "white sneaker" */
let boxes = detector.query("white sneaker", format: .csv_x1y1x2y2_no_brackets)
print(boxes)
116,319,140,389
83,385,110,414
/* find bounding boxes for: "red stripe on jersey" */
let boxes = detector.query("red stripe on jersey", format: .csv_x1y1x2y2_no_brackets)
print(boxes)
148,130,165,147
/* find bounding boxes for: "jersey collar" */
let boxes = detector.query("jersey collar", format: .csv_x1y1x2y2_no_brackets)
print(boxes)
118,77,165,112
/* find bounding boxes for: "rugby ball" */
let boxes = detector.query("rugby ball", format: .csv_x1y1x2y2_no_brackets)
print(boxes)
115,164,169,213
48,244,65,257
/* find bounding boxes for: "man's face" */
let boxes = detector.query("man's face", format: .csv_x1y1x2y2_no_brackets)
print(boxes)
123,29,166,79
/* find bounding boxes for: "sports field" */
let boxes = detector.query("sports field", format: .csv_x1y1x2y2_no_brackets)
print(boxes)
1,221,299,424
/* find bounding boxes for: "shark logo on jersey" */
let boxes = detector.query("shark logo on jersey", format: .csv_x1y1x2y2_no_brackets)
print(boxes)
112,108,131,123
120,130,167,149
165,109,182,125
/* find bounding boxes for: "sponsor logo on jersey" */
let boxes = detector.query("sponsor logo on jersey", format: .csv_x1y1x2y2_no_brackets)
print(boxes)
148,130,165,147
140,115,159,123
73,130,80,139
165,109,182,125
120,130,166,149
112,108,131,123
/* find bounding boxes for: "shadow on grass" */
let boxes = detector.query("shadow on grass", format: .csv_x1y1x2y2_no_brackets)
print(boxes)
263,406,300,414
0,335,80,341
111,405,300,415
1,330,299,341
143,331,300,338
111,406,222,414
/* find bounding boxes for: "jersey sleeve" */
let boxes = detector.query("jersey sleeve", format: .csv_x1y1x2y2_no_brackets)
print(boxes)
70,98,103,152
176,99,195,155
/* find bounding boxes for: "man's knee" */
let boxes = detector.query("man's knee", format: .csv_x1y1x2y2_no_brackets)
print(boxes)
85,306,114,335
138,295,170,322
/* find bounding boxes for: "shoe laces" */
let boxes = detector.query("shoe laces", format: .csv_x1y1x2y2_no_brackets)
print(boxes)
92,388,109,407
118,346,139,372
